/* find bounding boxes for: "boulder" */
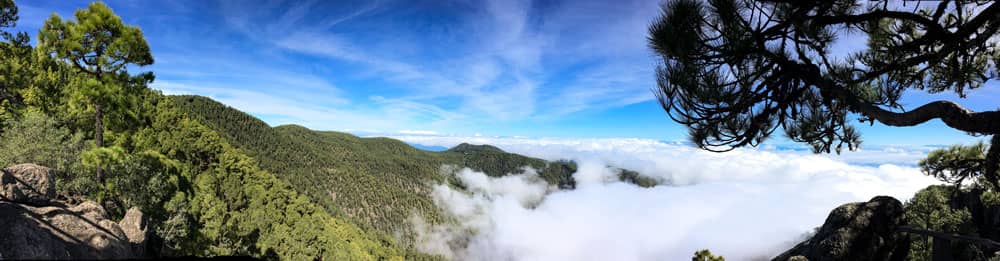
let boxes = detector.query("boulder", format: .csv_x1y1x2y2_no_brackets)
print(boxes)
0,163,150,259
0,200,134,259
71,200,109,222
1,163,57,205
773,196,911,261
119,207,150,256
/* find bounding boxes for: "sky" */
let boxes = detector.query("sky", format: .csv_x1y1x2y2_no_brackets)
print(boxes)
10,0,998,146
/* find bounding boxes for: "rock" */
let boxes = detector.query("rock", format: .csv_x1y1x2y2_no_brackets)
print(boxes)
0,201,135,259
70,200,108,222
119,207,150,256
772,196,911,261
1,164,57,205
0,163,147,259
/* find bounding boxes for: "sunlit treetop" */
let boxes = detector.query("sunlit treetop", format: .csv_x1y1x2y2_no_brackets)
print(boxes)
37,1,153,78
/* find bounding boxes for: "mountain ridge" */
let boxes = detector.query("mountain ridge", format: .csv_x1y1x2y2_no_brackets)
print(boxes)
170,95,579,238
169,94,658,242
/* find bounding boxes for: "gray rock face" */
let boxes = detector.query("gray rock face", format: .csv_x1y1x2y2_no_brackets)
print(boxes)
0,200,135,259
1,164,57,205
773,196,911,261
0,164,149,259
119,207,150,255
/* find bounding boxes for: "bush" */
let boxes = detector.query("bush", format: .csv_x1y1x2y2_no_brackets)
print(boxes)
0,110,85,193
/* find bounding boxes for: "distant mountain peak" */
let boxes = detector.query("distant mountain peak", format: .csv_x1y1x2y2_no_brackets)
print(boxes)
447,143,506,154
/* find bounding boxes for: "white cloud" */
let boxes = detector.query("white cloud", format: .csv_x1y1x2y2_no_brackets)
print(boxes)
398,130,440,136
274,31,428,81
150,80,463,132
209,0,669,126
397,136,942,261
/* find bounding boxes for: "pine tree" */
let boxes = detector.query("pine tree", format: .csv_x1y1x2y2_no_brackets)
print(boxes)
37,1,153,184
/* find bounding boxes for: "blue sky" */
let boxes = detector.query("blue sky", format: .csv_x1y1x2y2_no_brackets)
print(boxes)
10,0,997,146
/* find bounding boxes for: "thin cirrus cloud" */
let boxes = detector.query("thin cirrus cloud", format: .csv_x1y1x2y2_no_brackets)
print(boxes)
155,80,461,131
390,135,942,260
205,0,664,132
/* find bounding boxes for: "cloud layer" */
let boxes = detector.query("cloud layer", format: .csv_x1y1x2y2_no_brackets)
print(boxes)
395,136,942,260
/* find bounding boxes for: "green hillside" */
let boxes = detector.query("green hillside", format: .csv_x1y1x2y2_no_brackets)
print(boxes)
2,90,431,259
171,95,585,238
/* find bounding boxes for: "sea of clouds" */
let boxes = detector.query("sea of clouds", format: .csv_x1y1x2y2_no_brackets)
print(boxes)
386,135,944,260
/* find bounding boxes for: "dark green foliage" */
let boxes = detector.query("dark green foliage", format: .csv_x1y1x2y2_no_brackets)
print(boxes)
0,87,430,259
447,143,505,154
38,1,155,186
448,143,578,189
0,110,84,170
906,143,1000,260
920,142,990,188
0,110,87,193
0,0,15,30
618,168,659,188
86,146,180,220
0,0,87,193
123,93,428,259
36,1,154,136
170,95,625,241
0,87,422,260
37,2,154,74
692,249,725,261
0,0,29,127
172,95,444,235
904,185,994,260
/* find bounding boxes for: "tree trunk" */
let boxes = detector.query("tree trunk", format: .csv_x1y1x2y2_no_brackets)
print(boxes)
931,237,953,261
95,103,104,185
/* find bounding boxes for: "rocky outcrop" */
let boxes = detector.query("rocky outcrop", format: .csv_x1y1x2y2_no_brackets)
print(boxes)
0,164,150,259
119,207,151,255
773,196,911,261
1,163,57,205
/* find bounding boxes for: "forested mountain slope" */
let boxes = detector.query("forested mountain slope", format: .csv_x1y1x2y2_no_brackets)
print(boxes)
2,91,432,259
170,95,649,238
0,1,440,257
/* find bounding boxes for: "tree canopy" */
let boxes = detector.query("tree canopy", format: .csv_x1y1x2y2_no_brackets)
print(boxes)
648,0,1000,186
38,2,153,77
37,1,154,185
692,249,726,261
0,0,17,38
0,0,28,124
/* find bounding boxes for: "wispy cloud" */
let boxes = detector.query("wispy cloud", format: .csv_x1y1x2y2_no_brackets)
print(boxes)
207,0,665,129
273,32,428,82
152,80,454,132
